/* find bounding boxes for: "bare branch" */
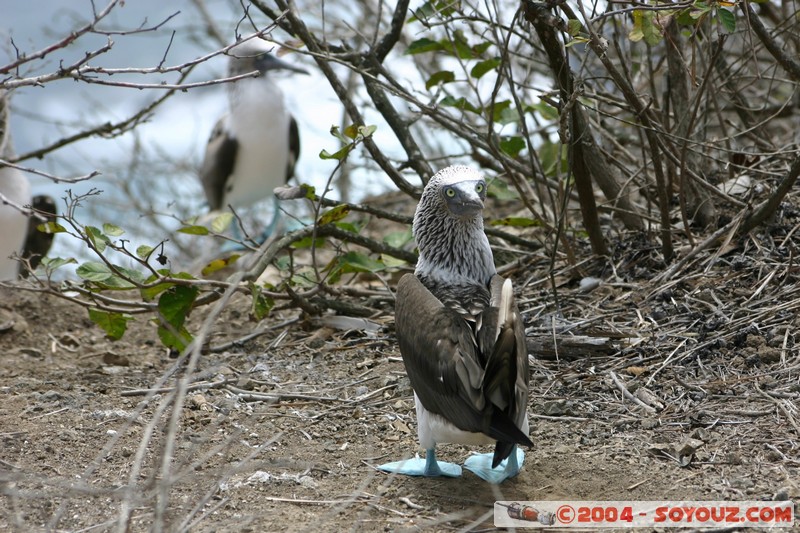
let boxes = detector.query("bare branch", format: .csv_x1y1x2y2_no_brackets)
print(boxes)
0,0,120,75
0,159,100,183
742,2,800,82
740,152,800,235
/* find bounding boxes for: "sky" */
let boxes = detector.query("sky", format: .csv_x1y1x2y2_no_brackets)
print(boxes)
2,0,401,266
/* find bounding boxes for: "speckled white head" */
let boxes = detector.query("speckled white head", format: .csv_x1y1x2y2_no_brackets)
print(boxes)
429,165,487,218
413,165,495,284
227,37,307,77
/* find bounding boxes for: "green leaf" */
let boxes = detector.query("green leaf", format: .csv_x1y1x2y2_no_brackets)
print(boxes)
452,30,473,59
157,323,193,352
629,10,662,44
140,271,195,301
499,136,526,158
201,254,240,276
329,125,349,144
343,124,360,140
88,308,131,341
675,8,695,25
295,183,316,200
85,226,109,253
76,261,114,282
490,216,541,227
487,179,519,200
249,282,274,321
136,245,154,260
470,57,501,79
408,0,460,22
643,16,662,45
76,261,138,289
178,225,210,235
358,125,377,138
486,100,511,122
405,38,444,55
539,140,569,176
426,70,455,90
321,124,374,160
211,212,234,233
113,266,146,285
526,101,560,122
141,282,174,301
40,257,77,271
497,105,521,125
98,276,137,290
274,256,291,272
37,221,66,234
319,145,353,161
102,223,124,237
336,252,385,274
565,36,589,48
334,221,361,234
290,268,319,288
567,19,582,36
156,285,198,351
383,227,413,248
440,95,481,114
343,124,377,140
472,42,492,56
409,1,436,22
717,8,735,33
318,204,351,226
290,236,327,249
379,254,407,268
689,3,712,20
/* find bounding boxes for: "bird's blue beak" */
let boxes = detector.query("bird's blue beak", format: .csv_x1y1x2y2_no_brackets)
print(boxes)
443,180,486,218
256,53,309,75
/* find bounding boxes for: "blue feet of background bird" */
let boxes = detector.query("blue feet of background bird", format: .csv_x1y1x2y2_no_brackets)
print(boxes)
219,197,285,252
463,446,524,484
378,448,462,478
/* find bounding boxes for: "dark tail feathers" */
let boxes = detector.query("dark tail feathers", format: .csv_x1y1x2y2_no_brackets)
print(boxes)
488,409,534,468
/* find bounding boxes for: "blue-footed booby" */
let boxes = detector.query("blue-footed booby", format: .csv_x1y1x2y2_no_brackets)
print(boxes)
379,165,532,484
200,37,306,237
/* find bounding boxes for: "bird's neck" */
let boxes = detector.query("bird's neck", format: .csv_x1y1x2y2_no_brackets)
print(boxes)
226,79,289,139
414,216,495,286
227,77,285,114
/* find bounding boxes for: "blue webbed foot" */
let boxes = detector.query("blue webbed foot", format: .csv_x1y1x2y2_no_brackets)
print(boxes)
463,447,524,484
220,196,286,252
378,448,462,478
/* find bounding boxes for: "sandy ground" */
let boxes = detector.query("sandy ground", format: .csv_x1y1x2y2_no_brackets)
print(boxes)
1,228,799,532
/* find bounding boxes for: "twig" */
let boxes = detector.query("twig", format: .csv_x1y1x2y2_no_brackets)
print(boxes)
119,378,235,397
207,317,300,353
609,371,657,413
742,3,800,81
754,383,800,438
225,386,347,403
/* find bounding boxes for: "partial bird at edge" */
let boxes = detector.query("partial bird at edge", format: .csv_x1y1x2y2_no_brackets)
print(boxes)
0,91,32,281
20,195,57,278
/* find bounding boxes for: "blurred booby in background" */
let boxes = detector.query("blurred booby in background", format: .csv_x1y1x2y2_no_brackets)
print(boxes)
200,37,307,239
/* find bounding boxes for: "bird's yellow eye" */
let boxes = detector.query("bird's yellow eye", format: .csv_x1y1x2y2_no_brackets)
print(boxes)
475,183,484,193
445,188,456,198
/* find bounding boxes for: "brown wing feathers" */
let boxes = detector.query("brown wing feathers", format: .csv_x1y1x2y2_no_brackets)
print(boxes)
396,273,532,465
